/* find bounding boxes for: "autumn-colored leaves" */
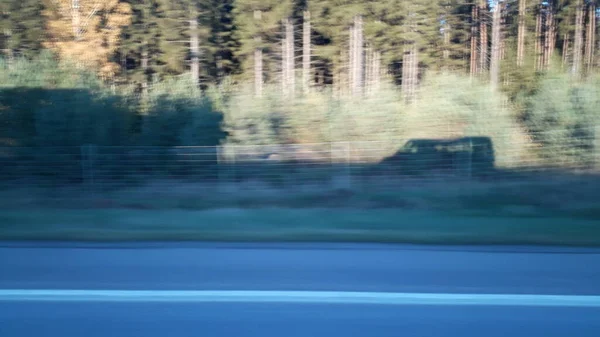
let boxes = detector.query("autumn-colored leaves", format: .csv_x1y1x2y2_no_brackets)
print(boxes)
42,0,132,78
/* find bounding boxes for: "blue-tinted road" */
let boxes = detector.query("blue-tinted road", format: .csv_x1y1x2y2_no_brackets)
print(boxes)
1,243,599,294
1,243,599,337
2,302,600,337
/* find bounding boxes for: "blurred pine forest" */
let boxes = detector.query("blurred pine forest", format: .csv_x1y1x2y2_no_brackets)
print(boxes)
1,0,599,167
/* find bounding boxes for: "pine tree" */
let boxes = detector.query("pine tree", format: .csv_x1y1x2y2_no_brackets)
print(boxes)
490,0,503,91
202,0,240,83
154,0,193,76
572,0,584,75
371,0,441,82
517,0,527,66
436,0,473,72
308,0,367,92
302,10,311,93
0,0,46,59
118,0,165,88
232,0,294,84
583,0,596,73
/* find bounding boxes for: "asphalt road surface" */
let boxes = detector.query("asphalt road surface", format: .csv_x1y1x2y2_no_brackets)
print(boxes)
1,242,600,337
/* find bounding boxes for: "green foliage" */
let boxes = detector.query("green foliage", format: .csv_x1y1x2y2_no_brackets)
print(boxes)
33,89,134,147
220,73,534,167
0,0,45,58
231,0,294,82
524,71,600,166
2,0,600,175
0,51,102,89
0,54,225,148
400,73,533,167
119,0,166,84
0,53,122,146
309,0,367,65
500,46,541,103
202,0,240,82
154,0,193,76
0,0,598,96
434,0,472,72
119,0,240,84
221,83,290,145
219,79,404,148
141,77,227,146
308,0,444,83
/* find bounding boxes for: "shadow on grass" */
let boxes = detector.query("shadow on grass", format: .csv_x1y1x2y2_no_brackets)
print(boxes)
0,136,599,245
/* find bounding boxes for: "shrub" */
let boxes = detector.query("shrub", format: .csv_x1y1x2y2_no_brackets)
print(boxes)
140,77,226,147
1,53,134,147
524,72,600,167
220,73,533,167
405,73,534,167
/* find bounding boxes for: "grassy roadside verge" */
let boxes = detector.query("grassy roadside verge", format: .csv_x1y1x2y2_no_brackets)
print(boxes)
1,176,599,246
1,207,600,246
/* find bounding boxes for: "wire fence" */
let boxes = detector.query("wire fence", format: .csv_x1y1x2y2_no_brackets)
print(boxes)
1,137,599,193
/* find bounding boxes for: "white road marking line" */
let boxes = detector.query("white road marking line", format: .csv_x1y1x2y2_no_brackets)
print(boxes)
0,290,600,307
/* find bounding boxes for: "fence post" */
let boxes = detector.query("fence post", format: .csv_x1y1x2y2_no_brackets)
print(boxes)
231,145,237,188
329,142,334,188
468,138,473,180
80,145,86,186
80,144,96,190
595,125,600,171
216,145,224,192
346,142,352,189
330,142,350,190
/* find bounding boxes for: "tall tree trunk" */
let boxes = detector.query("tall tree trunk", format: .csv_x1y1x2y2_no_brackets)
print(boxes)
543,7,551,69
535,5,542,70
403,45,418,104
402,50,408,101
500,4,506,61
348,22,355,94
363,47,381,95
572,0,584,76
71,0,81,40
584,3,596,73
254,10,263,97
591,3,596,69
287,18,294,97
355,15,364,96
562,34,570,69
443,19,450,63
281,17,294,98
403,7,419,104
190,16,199,87
336,49,347,97
373,51,381,92
470,5,478,77
479,0,488,73
281,18,288,95
364,46,372,94
350,15,364,96
409,43,419,104
141,40,149,95
548,7,556,67
517,0,526,66
302,11,311,94
319,69,324,87
490,1,502,91
3,28,13,68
